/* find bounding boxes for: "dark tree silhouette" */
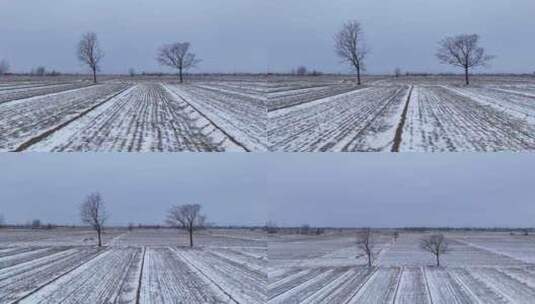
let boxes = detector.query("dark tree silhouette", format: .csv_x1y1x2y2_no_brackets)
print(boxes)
77,32,104,84
157,42,200,83
335,20,369,85
357,228,375,268
420,234,450,267
436,34,493,85
166,203,206,247
80,192,108,247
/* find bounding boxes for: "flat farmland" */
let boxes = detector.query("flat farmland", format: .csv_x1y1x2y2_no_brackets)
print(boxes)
2,75,535,152
3,229,535,303
269,231,535,304
0,228,267,304
268,76,535,151
0,76,267,152
268,84,410,151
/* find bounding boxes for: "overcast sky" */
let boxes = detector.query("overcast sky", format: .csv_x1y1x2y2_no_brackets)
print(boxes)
0,154,268,226
1,0,534,74
1,154,534,228
267,154,535,228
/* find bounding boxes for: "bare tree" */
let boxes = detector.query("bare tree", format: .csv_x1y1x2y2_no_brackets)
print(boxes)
393,231,400,242
420,234,450,267
31,219,41,229
33,66,46,76
436,34,493,85
157,42,200,83
77,32,104,84
166,203,206,247
394,67,402,78
264,221,279,234
80,192,108,247
296,66,307,76
0,59,9,76
357,228,375,268
335,20,369,85
299,224,312,235
128,68,136,77
0,214,4,228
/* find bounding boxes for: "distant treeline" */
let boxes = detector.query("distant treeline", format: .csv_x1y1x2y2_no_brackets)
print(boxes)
264,225,535,234
0,223,266,230
1,223,533,234
2,71,535,78
270,72,535,77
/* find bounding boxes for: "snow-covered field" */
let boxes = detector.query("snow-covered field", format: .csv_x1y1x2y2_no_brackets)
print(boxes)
1,75,535,152
268,76,535,151
269,231,535,303
0,228,267,303
3,229,535,303
0,77,267,152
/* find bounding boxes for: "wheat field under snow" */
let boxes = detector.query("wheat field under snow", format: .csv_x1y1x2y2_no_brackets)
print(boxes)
2,228,535,303
1,75,534,152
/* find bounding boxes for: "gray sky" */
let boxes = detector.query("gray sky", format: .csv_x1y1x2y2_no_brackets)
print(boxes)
267,154,535,228
1,0,534,74
0,154,534,228
266,0,535,74
0,154,268,226
0,0,269,74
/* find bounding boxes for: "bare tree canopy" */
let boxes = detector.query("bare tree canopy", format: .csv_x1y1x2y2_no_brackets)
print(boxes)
436,34,493,85
32,66,46,76
157,42,200,83
31,219,41,229
296,66,307,76
394,67,402,78
0,59,10,76
264,221,279,234
77,32,104,84
80,192,108,247
335,20,369,85
166,203,206,247
420,234,450,267
356,228,375,268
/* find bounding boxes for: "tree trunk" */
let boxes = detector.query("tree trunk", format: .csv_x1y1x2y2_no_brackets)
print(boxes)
357,65,361,85
97,229,102,247
92,68,97,84
189,228,193,247
464,67,469,86
436,254,440,267
368,254,372,267
179,68,183,84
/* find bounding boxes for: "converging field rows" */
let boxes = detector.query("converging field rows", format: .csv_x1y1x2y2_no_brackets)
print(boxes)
1,78,535,152
0,81,265,152
0,246,266,304
270,265,535,304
